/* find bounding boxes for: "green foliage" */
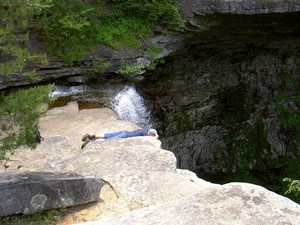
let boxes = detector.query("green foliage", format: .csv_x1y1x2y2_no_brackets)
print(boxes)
95,11,153,49
1,0,184,71
36,0,183,65
2,208,63,225
0,85,53,160
283,178,300,203
37,0,98,65
37,1,154,64
108,0,185,31
83,57,111,76
146,58,165,71
117,62,145,76
145,44,161,60
0,0,49,76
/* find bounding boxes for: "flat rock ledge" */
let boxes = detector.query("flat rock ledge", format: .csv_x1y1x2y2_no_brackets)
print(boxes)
1,102,299,224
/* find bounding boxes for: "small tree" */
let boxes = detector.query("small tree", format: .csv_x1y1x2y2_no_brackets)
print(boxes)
0,85,53,160
283,178,300,203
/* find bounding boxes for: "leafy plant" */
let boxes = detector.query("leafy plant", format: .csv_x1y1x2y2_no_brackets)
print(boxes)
283,178,300,203
117,62,145,76
0,85,53,160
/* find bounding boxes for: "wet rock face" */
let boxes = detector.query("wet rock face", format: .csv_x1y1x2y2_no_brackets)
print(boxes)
0,172,103,217
142,12,300,186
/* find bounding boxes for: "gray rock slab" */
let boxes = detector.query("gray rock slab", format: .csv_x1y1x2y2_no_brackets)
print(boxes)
0,172,103,217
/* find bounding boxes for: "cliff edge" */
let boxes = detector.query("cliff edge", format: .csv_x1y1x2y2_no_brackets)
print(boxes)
1,102,299,224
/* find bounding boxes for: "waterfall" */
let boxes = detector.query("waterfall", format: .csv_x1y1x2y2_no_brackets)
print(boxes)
49,84,152,129
111,85,152,129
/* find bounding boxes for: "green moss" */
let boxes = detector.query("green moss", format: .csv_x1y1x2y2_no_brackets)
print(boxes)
168,109,204,136
221,120,271,172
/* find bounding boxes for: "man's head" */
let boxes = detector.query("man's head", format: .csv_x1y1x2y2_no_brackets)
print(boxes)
148,129,159,138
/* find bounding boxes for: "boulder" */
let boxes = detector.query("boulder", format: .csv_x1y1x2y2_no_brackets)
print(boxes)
0,172,103,217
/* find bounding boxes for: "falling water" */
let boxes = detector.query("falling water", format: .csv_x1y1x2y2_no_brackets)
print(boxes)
111,85,152,129
49,84,152,129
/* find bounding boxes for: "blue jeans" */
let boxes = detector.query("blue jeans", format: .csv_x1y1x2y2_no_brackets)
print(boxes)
104,131,127,140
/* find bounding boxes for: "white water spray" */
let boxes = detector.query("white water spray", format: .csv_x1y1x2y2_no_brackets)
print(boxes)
50,85,88,98
49,84,153,129
111,85,152,129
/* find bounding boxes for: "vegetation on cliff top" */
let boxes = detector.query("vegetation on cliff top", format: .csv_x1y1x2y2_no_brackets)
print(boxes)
0,0,184,73
37,0,183,65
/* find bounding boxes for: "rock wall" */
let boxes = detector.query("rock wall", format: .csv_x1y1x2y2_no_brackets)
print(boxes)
140,11,300,193
178,0,300,17
1,1,300,90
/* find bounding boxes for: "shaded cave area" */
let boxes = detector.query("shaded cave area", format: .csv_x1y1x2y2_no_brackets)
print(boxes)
140,12,300,201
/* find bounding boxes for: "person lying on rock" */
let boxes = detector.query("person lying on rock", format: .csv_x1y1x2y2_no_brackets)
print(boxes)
81,129,159,149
